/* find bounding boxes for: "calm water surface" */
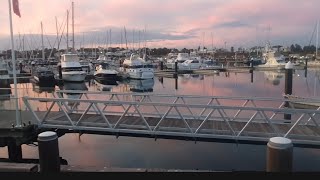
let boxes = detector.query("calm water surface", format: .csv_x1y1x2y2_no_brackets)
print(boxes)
0,69,319,171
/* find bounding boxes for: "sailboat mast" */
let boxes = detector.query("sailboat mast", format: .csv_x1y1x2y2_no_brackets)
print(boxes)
316,20,319,61
72,1,75,52
124,26,128,50
41,21,45,61
66,10,69,53
55,16,59,50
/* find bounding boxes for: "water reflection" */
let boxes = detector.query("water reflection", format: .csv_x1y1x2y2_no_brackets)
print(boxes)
180,74,204,82
31,82,55,94
93,79,118,92
264,71,284,86
60,81,88,107
123,79,155,92
0,69,319,171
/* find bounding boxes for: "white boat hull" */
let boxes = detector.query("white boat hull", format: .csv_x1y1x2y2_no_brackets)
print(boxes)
62,71,87,82
127,70,154,79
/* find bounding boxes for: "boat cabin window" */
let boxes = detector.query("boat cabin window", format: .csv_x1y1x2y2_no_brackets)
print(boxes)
101,63,110,69
62,67,83,71
0,70,8,75
123,64,153,69
191,60,199,63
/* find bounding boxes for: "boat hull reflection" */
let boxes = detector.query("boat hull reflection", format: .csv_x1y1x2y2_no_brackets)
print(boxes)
126,78,154,92
60,82,88,107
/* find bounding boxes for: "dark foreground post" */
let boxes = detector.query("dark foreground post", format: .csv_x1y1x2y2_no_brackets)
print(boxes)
284,61,293,121
266,137,293,172
7,138,22,162
38,131,60,172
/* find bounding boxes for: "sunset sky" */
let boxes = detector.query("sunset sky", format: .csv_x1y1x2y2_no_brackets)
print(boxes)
0,0,319,50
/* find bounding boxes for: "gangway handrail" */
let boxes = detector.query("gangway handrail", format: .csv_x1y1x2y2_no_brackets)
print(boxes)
54,90,320,103
22,93,320,147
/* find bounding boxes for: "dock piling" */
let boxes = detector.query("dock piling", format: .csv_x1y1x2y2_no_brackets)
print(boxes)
266,137,293,172
38,131,60,172
284,61,293,121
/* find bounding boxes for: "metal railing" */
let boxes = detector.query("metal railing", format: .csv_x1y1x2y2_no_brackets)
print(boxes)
22,90,320,145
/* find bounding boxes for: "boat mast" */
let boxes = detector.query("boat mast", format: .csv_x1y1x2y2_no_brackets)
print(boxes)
66,10,69,53
72,1,75,52
41,21,45,61
316,20,319,61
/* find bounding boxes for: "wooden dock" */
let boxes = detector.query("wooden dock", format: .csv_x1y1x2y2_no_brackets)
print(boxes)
0,162,214,172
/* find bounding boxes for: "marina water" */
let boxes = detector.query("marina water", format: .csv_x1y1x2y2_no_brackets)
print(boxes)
0,69,319,171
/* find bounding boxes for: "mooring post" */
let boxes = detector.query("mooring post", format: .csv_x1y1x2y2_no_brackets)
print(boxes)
304,57,308,70
304,58,308,78
250,70,254,83
174,61,178,73
7,138,22,162
58,64,62,80
284,61,293,121
266,137,293,172
250,59,254,83
175,76,178,90
38,131,60,172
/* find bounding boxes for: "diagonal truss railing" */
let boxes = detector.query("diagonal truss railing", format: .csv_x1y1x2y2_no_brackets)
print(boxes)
22,90,320,145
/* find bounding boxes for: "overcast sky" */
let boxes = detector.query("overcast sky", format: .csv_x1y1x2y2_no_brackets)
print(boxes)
0,0,319,50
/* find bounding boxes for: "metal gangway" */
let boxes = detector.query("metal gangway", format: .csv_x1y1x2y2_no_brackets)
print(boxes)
22,90,320,147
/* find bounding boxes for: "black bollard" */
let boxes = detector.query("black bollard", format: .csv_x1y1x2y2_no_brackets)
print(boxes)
266,137,293,172
58,65,62,80
284,61,293,121
160,61,163,70
38,131,60,172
